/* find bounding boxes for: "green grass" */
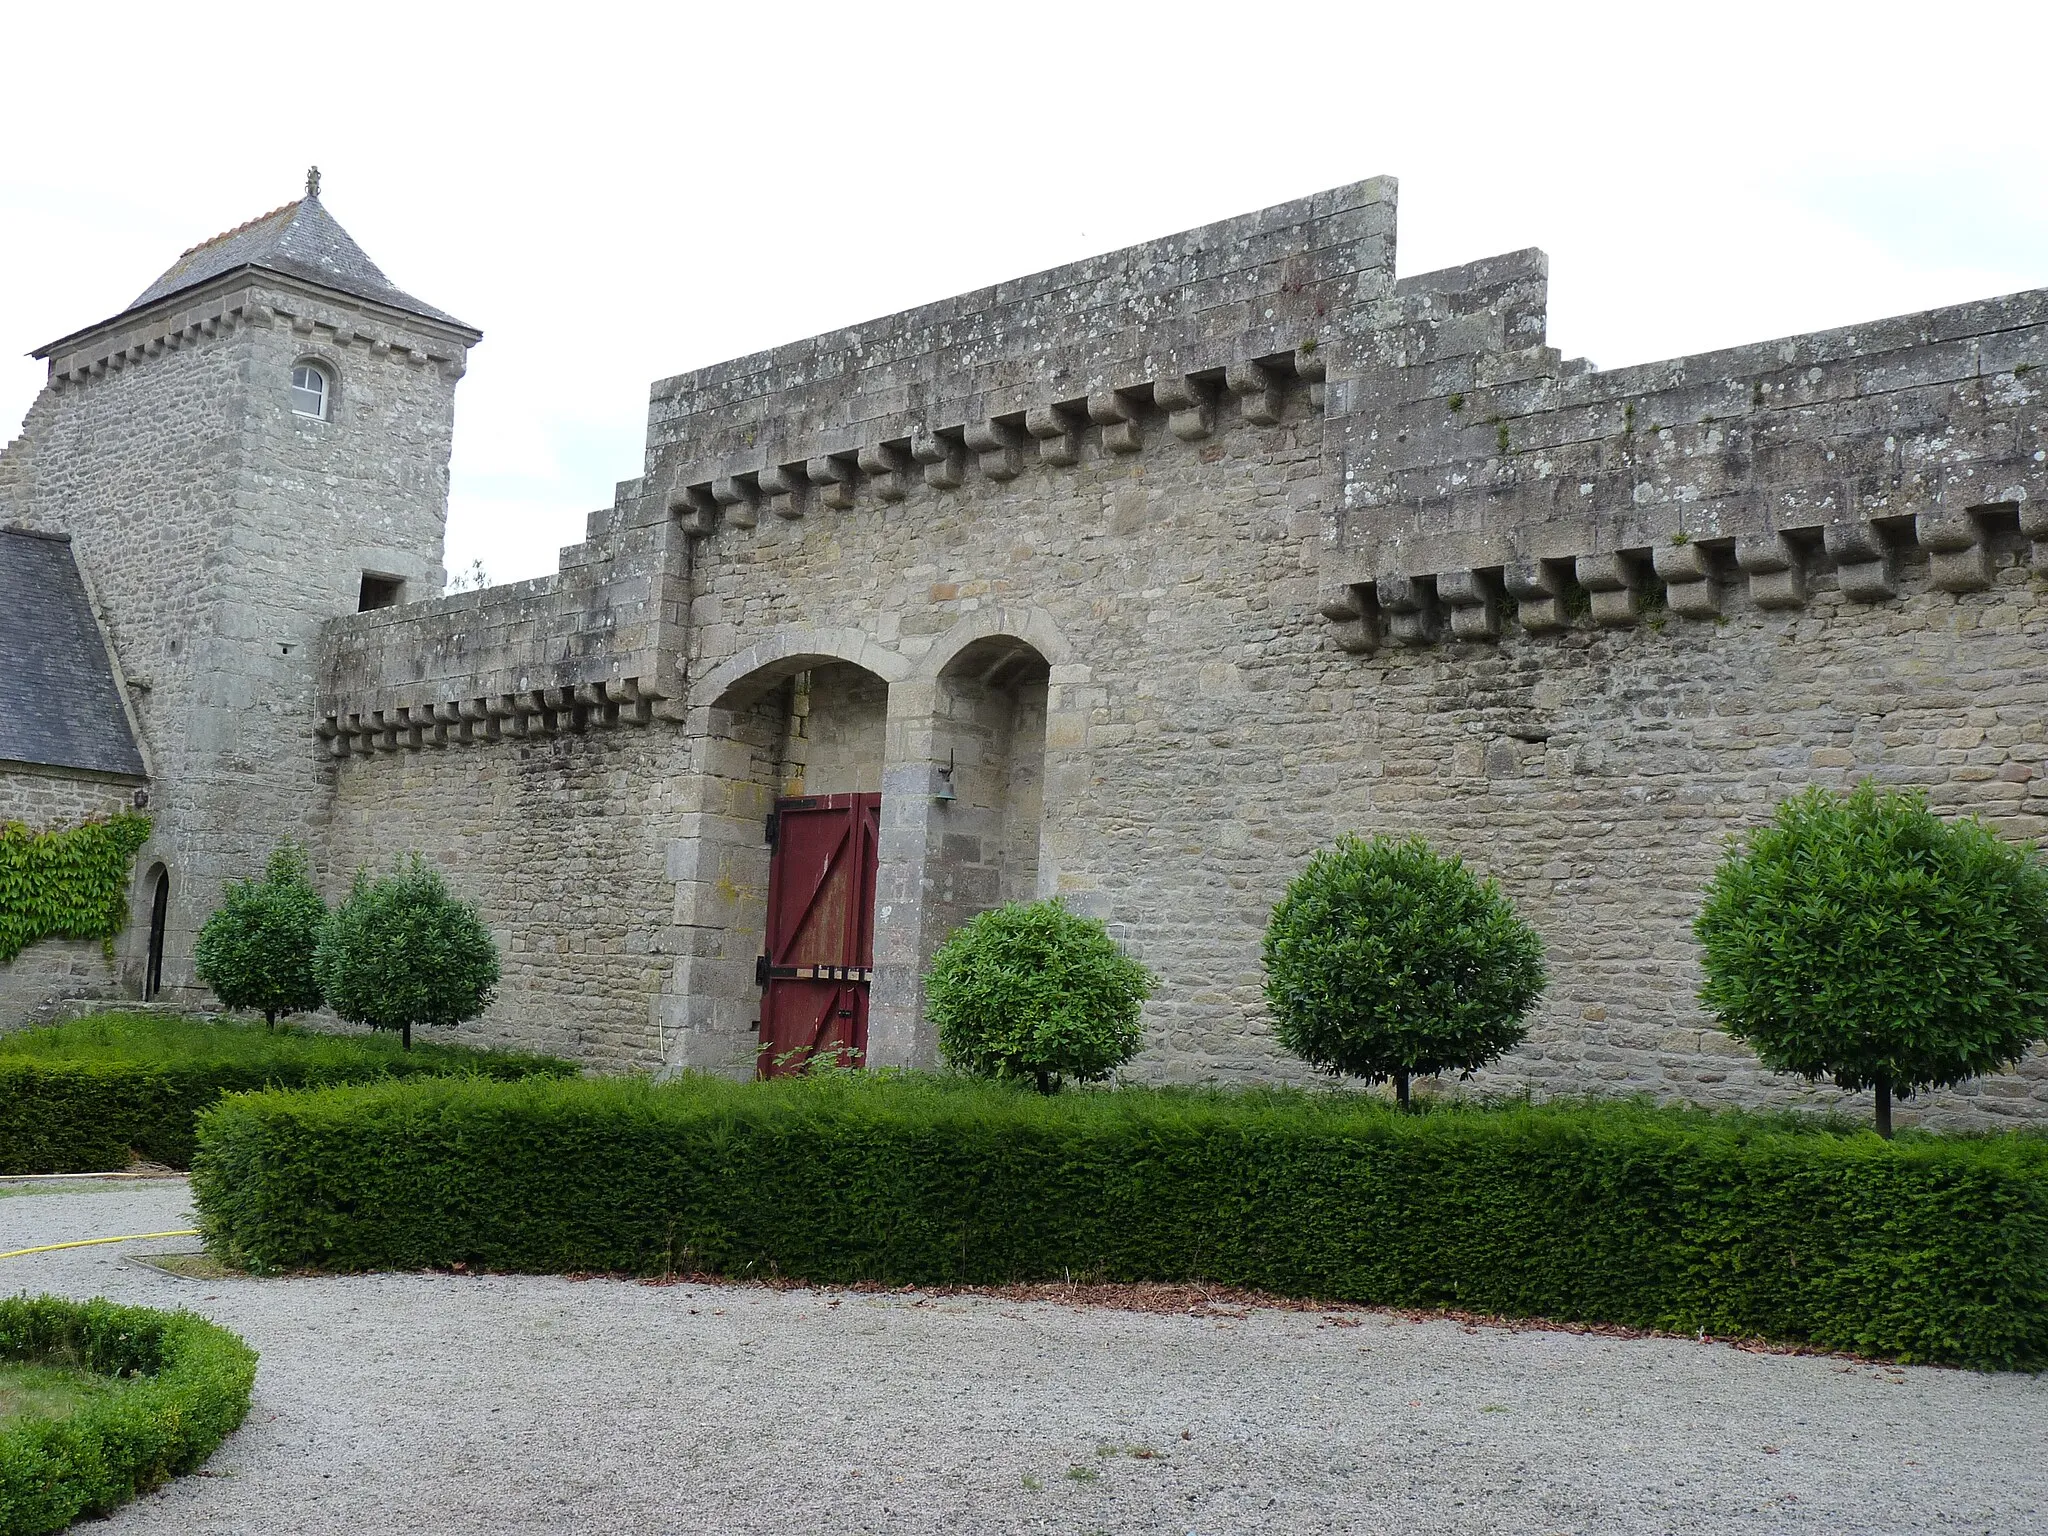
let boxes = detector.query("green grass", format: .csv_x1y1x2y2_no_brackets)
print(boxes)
0,1010,557,1075
0,1360,117,1427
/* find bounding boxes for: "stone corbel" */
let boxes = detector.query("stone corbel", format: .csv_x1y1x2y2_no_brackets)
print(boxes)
613,677,656,726
1436,568,1504,641
1915,507,1992,593
1025,405,1083,466
1504,557,1569,633
1575,552,1642,628
1378,573,1441,647
1152,375,1215,442
1087,391,1143,455
548,686,586,732
758,464,806,520
460,698,498,743
516,690,555,735
962,419,1025,481
573,682,612,728
429,702,464,748
1294,343,1327,409
1735,533,1806,609
711,475,759,530
856,441,911,501
493,695,528,739
316,714,349,758
1319,584,1382,654
1651,541,1722,619
2019,499,2048,571
805,456,857,511
1822,520,1896,603
1225,360,1285,426
911,425,966,488
669,481,720,536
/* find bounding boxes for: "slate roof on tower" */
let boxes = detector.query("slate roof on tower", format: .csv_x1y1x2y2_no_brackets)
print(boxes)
122,192,474,333
0,529,146,780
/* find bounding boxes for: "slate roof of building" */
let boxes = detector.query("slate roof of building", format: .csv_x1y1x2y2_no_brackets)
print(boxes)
0,529,146,779
124,194,474,333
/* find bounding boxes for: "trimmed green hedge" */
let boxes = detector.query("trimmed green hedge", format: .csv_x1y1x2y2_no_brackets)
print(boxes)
0,1013,577,1173
0,1295,256,1535
191,1074,2048,1370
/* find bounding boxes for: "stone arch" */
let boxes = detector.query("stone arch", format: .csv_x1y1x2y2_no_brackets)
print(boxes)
927,633,1053,912
911,605,1075,684
664,637,903,1079
690,627,911,713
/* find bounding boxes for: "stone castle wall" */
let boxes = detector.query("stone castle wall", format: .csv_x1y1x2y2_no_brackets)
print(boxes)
320,725,685,1069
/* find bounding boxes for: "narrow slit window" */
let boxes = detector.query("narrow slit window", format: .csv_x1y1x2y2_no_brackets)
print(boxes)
291,363,331,420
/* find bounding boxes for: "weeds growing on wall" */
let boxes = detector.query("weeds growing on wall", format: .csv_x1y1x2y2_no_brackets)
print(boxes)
0,1295,256,1535
0,812,151,964
192,1072,2048,1370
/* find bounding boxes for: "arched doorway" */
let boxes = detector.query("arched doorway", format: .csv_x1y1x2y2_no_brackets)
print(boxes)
924,634,1051,937
680,654,895,1077
143,864,170,1001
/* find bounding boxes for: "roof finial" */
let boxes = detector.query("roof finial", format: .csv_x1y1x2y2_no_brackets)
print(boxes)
305,165,321,199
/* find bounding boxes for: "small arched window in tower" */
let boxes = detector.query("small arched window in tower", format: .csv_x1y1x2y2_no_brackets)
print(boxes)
290,361,332,420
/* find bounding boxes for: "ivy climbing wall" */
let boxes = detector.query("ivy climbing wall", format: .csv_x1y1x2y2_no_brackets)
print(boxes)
0,768,149,1028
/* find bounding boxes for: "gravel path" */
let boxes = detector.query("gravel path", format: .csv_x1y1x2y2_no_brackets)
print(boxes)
2,1180,2042,1535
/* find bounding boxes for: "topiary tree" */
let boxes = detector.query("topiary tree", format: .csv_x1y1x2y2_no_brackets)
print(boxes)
926,898,1154,1093
1262,835,1547,1108
1695,782,2048,1136
192,844,326,1027
313,856,499,1050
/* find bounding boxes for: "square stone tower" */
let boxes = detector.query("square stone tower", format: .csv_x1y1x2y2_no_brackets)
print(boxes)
0,172,480,1004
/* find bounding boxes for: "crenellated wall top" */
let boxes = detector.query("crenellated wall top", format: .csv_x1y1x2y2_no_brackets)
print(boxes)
643,178,1396,541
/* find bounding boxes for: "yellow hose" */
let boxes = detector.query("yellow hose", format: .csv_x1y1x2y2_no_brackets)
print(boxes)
0,1230,199,1261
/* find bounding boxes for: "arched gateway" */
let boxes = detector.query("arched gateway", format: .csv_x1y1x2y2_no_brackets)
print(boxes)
664,614,1069,1077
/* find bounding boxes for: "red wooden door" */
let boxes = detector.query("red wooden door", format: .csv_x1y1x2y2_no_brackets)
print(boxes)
758,792,881,1077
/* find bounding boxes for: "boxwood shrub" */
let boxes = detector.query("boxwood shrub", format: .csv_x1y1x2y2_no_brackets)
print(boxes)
191,1073,2048,1370
0,1295,257,1535
0,1013,576,1173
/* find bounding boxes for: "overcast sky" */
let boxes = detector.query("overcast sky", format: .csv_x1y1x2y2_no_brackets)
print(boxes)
5,2,2044,585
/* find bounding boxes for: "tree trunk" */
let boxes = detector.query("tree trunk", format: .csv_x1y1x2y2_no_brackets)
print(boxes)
264,1009,276,1030
402,1021,413,1053
1034,1069,1054,1096
1394,1070,1411,1111
1873,1074,1892,1139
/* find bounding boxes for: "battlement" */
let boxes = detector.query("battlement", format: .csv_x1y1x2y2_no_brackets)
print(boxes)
645,178,1395,539
312,477,685,755
1318,263,2048,649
